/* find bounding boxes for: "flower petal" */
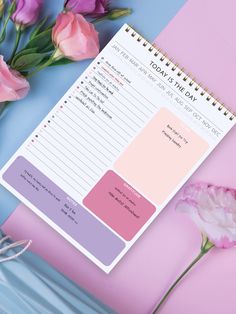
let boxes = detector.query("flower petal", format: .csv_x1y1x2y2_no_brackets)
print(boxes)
0,55,30,102
176,182,236,248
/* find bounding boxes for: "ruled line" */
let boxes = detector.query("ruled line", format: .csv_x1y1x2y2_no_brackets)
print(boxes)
87,72,148,122
69,98,129,143
64,103,124,151
51,119,109,167
33,141,91,191
90,69,151,118
38,134,96,183
84,79,145,127
79,82,142,130
61,109,117,156
56,114,113,162
67,95,136,140
97,63,156,113
44,127,101,176
48,124,104,172
100,59,158,112
26,146,86,196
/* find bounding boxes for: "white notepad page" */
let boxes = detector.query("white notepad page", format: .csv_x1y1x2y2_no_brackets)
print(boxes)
0,24,235,273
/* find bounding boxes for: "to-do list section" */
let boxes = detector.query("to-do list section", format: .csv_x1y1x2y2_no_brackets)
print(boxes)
1,24,234,273
23,48,159,201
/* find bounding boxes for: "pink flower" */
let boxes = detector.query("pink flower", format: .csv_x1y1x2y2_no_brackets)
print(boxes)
10,0,43,28
176,182,236,248
0,55,30,102
52,11,99,61
64,0,109,17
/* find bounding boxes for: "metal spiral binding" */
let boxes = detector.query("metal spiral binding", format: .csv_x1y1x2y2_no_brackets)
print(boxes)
125,25,235,121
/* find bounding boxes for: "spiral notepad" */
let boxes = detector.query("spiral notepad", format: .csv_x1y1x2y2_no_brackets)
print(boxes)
0,24,235,273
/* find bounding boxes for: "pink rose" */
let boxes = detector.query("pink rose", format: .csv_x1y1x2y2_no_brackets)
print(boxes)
0,55,30,102
176,183,236,248
64,0,109,16
52,11,99,61
10,0,43,28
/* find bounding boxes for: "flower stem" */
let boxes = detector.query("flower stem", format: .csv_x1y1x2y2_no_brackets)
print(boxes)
0,101,10,118
0,12,10,43
92,8,132,24
152,238,214,313
92,15,107,24
9,26,22,64
0,0,16,44
26,51,59,78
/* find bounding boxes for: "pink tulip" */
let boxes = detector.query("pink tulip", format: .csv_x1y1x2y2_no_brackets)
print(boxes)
0,55,30,102
10,0,43,28
176,182,236,248
52,11,99,61
64,0,109,17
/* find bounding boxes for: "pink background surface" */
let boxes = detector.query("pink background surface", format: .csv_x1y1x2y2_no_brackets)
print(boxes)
2,0,236,313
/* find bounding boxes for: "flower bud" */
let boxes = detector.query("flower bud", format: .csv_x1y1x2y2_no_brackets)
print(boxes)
64,0,109,17
105,8,132,20
10,0,43,28
0,0,4,18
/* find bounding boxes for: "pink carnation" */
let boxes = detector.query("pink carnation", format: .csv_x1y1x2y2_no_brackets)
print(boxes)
176,183,236,248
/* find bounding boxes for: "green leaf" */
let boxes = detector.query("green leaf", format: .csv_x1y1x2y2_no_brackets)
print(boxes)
30,16,48,40
45,21,55,31
41,41,54,53
12,47,38,61
50,57,74,67
35,56,73,68
0,28,6,43
12,52,47,71
8,0,16,15
25,28,54,53
11,47,38,67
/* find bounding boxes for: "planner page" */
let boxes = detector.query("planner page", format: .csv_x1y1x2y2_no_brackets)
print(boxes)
0,24,235,273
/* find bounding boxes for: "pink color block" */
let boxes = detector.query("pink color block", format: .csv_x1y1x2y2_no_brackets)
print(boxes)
2,1,236,313
115,108,208,205
83,170,156,241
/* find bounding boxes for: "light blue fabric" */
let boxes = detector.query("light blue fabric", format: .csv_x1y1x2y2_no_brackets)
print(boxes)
0,231,115,314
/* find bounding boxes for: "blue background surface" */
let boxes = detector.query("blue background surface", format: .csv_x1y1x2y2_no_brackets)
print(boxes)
0,0,185,224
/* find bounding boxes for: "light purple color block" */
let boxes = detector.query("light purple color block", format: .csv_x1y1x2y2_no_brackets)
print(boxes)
3,156,125,266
